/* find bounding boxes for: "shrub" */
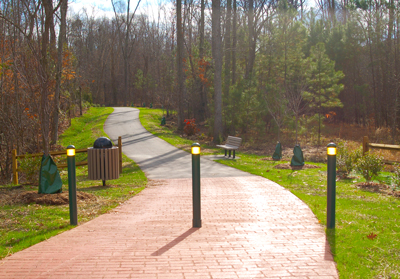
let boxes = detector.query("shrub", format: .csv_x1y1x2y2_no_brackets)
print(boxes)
337,143,362,178
183,119,199,136
391,164,400,190
19,154,41,184
355,152,384,182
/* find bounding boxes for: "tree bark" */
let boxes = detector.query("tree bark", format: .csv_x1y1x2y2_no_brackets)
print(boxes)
245,0,255,80
212,0,223,143
232,0,237,85
111,0,141,106
40,0,54,155
197,0,207,121
51,0,68,145
224,0,232,98
177,0,186,131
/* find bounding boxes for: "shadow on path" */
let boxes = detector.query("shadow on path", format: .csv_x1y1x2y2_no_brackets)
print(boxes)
151,228,200,256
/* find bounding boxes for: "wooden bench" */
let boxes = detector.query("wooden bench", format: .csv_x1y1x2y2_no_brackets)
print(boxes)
216,136,242,159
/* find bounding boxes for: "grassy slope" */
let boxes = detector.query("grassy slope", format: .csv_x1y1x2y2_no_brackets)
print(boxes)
139,108,400,279
0,107,147,259
138,108,194,147
138,108,217,153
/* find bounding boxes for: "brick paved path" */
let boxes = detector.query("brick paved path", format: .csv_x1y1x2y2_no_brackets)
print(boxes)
0,177,338,278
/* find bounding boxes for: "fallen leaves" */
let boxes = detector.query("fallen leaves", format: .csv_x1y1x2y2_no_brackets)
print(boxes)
367,232,378,240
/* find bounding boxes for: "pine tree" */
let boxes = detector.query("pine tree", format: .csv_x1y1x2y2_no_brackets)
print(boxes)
303,42,344,146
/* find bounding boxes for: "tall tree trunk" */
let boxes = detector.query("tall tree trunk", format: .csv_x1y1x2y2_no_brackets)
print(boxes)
368,31,379,127
197,0,206,121
40,0,54,155
212,0,223,143
51,0,68,145
245,0,255,80
223,0,232,132
177,0,185,131
111,0,141,106
123,0,131,106
388,0,396,141
111,41,118,105
232,0,237,85
329,0,335,24
224,0,232,98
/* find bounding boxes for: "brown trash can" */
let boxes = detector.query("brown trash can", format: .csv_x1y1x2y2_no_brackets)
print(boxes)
88,146,119,185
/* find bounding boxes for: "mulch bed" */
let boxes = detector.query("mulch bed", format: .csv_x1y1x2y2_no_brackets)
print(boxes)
20,191,97,205
0,187,97,206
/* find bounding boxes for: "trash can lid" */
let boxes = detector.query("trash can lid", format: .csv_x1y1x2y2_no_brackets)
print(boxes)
93,137,113,148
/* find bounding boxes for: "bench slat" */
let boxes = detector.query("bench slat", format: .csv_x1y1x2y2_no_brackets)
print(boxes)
216,145,238,150
225,136,242,147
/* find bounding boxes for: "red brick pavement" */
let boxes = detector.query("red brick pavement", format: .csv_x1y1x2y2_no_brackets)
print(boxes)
0,176,338,278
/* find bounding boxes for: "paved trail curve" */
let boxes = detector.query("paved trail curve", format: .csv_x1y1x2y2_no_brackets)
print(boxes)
0,107,338,278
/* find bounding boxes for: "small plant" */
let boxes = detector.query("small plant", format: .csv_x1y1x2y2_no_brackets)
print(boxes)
355,152,384,182
391,164,400,190
183,118,199,136
19,154,41,184
337,143,362,178
198,133,206,140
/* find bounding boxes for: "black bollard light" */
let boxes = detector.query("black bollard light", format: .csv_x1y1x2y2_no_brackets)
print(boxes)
191,143,202,228
67,145,78,226
327,142,337,229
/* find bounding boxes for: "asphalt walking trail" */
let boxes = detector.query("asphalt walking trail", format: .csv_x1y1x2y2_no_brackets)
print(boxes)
0,107,339,278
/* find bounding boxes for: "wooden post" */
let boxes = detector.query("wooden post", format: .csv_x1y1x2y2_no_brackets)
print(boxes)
363,136,369,155
118,136,122,174
12,149,18,185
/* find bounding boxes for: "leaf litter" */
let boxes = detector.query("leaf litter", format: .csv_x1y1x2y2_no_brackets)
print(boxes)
0,187,97,206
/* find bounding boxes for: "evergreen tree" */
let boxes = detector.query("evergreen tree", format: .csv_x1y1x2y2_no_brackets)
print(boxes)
303,42,344,146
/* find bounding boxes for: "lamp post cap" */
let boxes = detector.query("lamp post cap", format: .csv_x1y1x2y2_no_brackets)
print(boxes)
327,142,337,148
67,145,75,149
191,143,201,155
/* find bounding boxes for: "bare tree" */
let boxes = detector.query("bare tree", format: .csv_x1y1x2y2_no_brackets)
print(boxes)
177,0,186,131
212,0,223,143
51,0,68,144
224,0,232,98
197,0,207,121
111,0,141,106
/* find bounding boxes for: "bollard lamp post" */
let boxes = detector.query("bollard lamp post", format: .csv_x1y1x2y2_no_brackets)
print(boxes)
191,143,202,228
67,145,78,226
327,142,337,229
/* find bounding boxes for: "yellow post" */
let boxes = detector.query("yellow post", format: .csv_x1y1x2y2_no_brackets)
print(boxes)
363,136,369,155
12,149,18,185
118,136,122,174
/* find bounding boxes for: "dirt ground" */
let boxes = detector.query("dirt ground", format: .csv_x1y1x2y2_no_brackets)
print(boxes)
0,186,97,206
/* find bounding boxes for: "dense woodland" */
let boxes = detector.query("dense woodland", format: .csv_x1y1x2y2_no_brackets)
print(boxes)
1,0,400,182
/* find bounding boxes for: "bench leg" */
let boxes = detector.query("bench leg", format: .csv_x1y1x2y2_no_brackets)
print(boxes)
233,150,236,159
229,150,231,157
224,150,227,156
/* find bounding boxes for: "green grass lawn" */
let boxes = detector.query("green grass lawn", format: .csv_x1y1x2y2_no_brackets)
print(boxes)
138,108,217,153
138,108,194,148
139,108,400,279
0,107,147,259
